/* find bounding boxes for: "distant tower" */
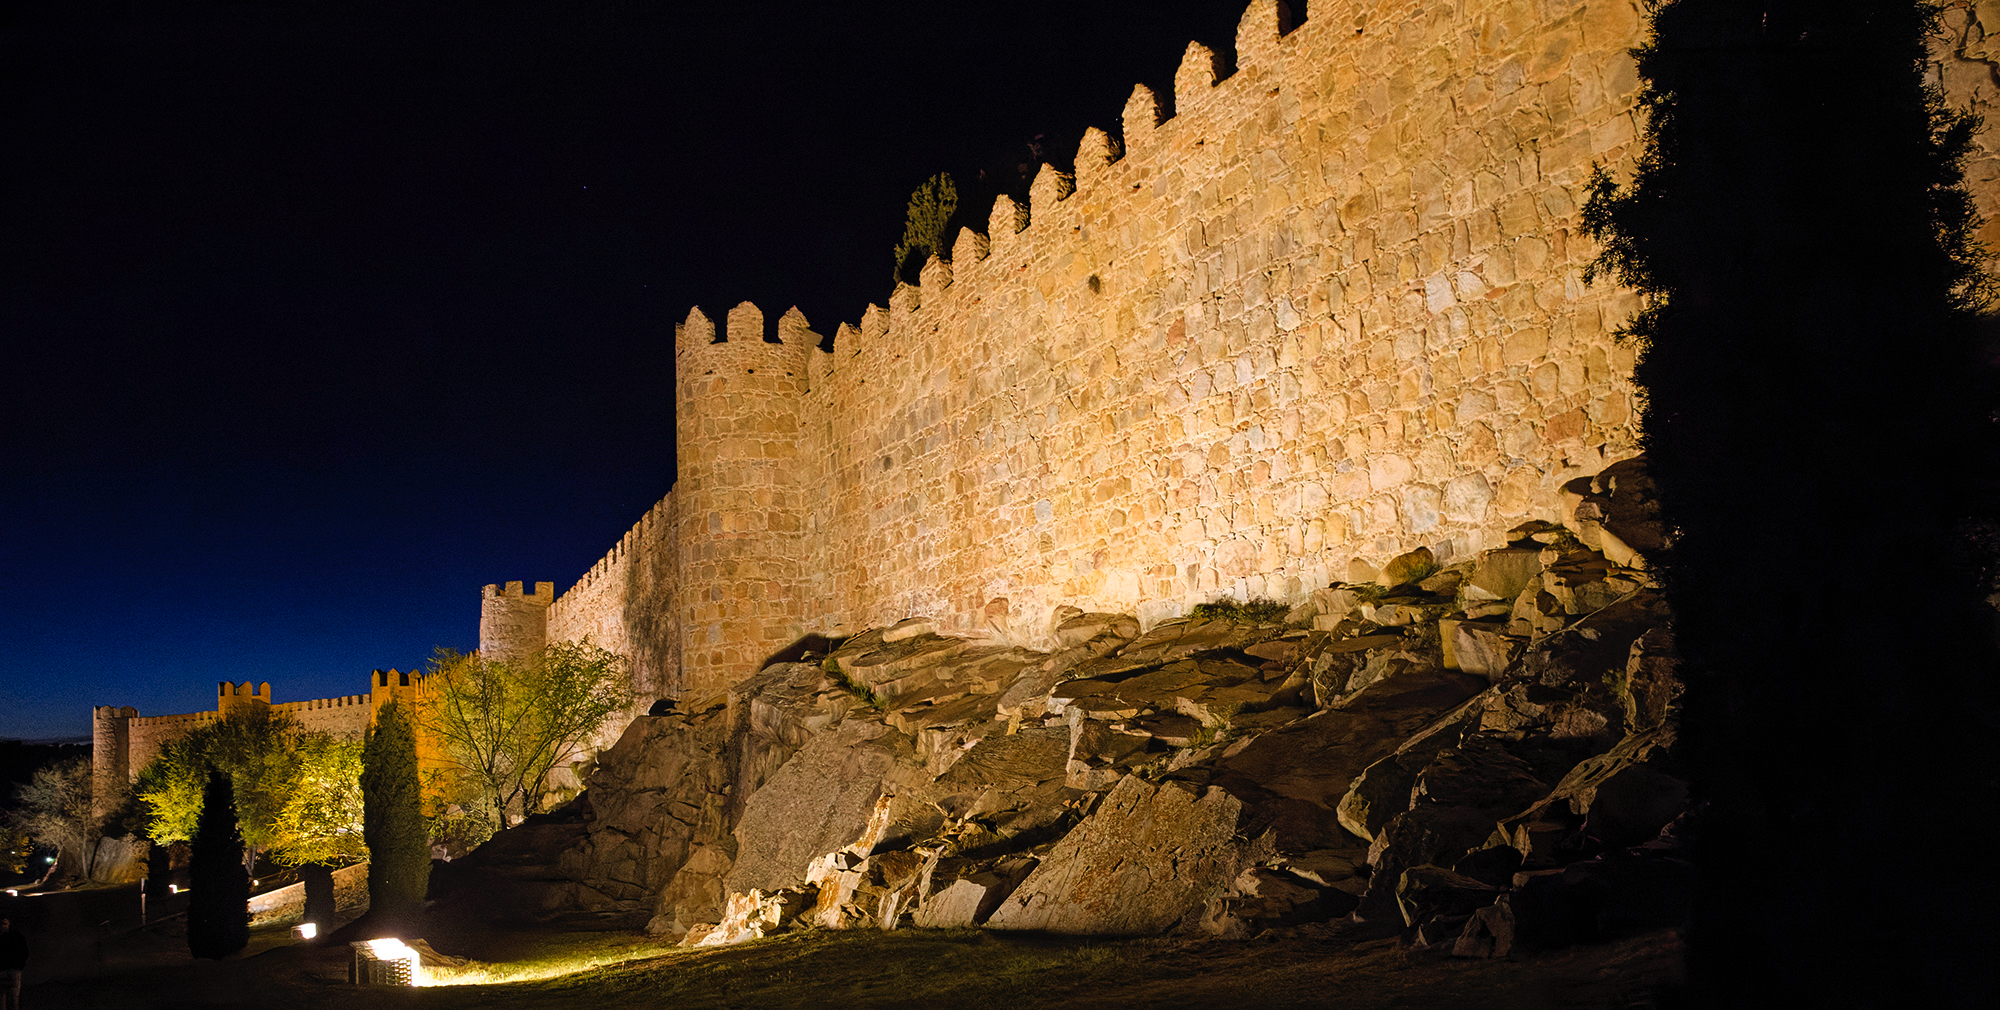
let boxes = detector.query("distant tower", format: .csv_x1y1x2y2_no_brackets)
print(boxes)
480,580,554,664
216,680,271,717
673,302,813,696
90,705,136,821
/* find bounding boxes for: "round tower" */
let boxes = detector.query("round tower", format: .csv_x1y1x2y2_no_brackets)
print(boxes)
91,705,136,821
479,580,554,665
673,302,812,697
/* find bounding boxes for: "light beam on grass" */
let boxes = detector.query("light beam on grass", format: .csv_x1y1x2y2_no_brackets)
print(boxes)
418,943,677,987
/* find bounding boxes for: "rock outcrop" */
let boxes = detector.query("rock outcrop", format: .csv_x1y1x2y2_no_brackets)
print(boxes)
434,458,1690,957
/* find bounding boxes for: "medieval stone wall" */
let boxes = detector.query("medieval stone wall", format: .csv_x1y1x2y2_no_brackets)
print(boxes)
1941,3,2000,254
273,693,375,738
542,491,680,699
91,673,431,819
516,0,2000,703
792,0,1648,650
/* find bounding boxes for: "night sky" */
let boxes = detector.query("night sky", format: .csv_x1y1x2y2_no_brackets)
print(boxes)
1,1,1268,741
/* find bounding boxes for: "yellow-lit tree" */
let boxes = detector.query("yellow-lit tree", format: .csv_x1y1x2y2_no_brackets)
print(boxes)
421,640,630,831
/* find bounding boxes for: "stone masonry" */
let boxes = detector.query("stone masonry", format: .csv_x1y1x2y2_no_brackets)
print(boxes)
487,0,2000,709
91,672,428,820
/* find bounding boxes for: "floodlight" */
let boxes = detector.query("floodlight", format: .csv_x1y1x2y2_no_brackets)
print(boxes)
352,937,422,986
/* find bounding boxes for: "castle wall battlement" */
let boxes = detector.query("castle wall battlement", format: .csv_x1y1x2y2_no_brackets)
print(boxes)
504,0,2000,705
792,0,1649,645
91,672,434,819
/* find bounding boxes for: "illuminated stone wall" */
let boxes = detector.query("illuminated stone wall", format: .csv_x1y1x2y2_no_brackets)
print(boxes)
795,0,1649,647
518,0,2000,703
91,673,431,819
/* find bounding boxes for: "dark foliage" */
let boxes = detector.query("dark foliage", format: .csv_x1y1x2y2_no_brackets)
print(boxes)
1581,1,1999,1005
892,173,958,286
359,700,429,926
186,770,248,959
887,135,1052,293
143,840,172,900
299,862,336,934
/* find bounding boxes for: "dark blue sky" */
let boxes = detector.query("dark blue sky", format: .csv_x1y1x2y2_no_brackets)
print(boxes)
1,0,1263,740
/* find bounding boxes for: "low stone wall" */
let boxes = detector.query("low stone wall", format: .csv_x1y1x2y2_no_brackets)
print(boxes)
246,862,369,926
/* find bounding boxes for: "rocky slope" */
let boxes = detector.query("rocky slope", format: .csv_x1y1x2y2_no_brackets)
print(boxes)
432,457,1692,959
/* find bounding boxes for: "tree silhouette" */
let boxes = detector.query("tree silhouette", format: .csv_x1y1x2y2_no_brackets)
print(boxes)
1582,1,1998,1005
186,769,248,959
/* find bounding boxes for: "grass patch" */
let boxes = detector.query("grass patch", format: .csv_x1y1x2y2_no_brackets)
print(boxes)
826,667,887,711
424,930,676,987
1346,582,1392,604
1187,598,1290,624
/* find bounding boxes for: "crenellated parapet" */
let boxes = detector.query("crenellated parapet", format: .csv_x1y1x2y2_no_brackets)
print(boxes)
754,0,1663,647
474,0,2000,719
91,672,441,821
480,580,554,665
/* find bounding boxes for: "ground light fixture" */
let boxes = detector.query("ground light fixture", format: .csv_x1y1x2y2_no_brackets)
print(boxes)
351,937,423,986
292,922,317,940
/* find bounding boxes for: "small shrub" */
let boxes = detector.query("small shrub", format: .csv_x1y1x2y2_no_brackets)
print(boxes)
1187,598,1289,624
829,670,886,712
1186,723,1228,752
1346,582,1391,604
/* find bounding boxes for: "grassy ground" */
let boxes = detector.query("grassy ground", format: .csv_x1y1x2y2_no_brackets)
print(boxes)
26,912,1684,1010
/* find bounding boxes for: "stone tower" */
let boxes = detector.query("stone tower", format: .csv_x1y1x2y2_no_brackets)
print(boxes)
672,302,813,696
90,705,136,821
479,581,554,665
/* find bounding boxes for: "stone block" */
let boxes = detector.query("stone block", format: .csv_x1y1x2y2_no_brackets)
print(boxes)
1464,546,1543,602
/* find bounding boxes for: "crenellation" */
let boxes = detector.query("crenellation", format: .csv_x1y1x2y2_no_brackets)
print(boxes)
1122,84,1163,143
917,254,951,296
888,282,922,336
1175,41,1224,118
987,195,1027,241
458,0,2000,717
1233,0,1295,78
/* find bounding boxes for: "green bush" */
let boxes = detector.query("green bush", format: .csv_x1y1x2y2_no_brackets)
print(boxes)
1186,598,1289,624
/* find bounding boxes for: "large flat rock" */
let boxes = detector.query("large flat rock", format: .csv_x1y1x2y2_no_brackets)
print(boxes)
724,720,910,894
1214,670,1488,811
984,775,1244,935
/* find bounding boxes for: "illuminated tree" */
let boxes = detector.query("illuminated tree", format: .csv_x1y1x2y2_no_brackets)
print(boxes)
4,757,93,879
421,641,630,830
134,710,293,853
136,710,365,923
267,731,365,867
187,770,248,959
892,173,958,284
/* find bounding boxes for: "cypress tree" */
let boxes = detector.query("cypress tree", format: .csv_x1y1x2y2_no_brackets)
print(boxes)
360,699,429,927
186,769,248,959
891,173,957,285
1582,1,1997,1005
